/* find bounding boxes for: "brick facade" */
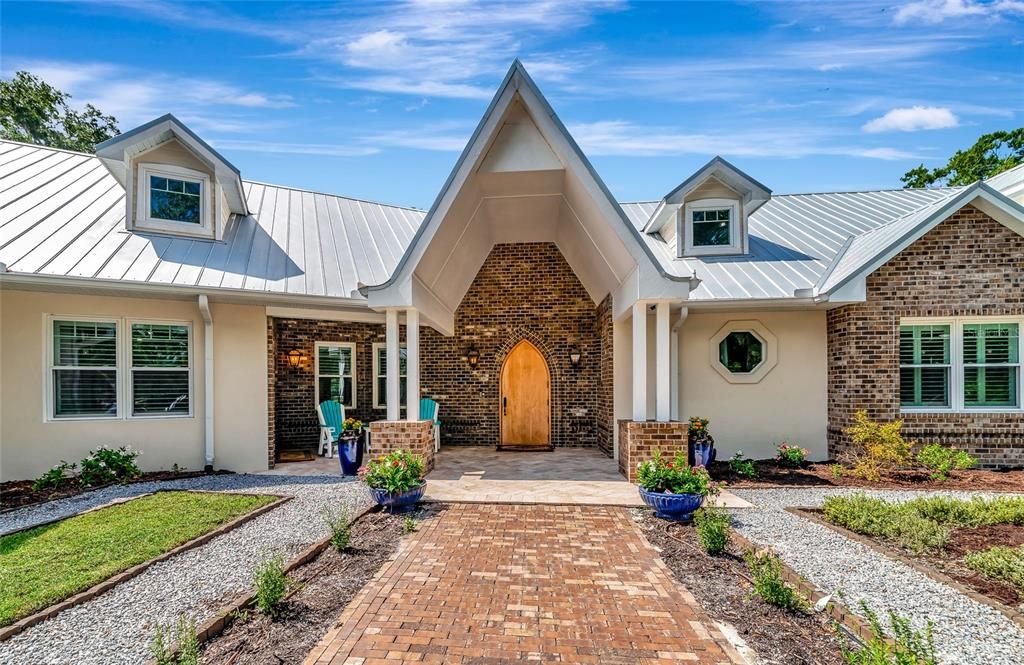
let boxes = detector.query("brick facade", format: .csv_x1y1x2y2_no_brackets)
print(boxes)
618,419,690,483
368,420,436,471
827,205,1024,468
269,242,614,460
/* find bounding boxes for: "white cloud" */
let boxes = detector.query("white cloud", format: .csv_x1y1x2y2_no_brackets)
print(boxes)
360,123,472,151
894,0,1024,25
861,106,959,132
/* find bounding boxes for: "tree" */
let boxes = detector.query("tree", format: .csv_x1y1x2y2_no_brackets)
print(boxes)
902,129,1024,188
0,71,119,152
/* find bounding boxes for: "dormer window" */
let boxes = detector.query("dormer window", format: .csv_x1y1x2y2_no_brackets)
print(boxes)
682,198,742,256
136,163,211,236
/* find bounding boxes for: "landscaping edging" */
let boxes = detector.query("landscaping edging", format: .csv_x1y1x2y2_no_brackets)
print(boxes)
0,492,292,641
789,506,1024,632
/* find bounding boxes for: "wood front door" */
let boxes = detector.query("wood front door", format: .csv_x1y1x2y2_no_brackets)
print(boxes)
499,340,551,447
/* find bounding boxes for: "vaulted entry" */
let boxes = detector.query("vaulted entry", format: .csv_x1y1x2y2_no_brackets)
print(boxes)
499,339,551,449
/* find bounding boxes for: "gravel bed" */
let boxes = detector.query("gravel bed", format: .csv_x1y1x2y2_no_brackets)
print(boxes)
730,487,1024,665
0,473,372,665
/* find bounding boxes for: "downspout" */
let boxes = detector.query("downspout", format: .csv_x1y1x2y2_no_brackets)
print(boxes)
198,295,214,471
670,307,688,421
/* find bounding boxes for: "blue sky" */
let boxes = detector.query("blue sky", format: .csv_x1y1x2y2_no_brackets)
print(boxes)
2,0,1022,208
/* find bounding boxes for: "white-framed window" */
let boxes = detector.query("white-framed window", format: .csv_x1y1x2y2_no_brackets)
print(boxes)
135,163,211,236
372,342,407,409
681,198,743,256
315,342,356,409
900,317,1022,412
128,321,192,418
47,317,121,419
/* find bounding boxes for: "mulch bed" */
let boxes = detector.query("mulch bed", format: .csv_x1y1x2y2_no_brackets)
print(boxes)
1,470,233,512
712,460,1024,492
199,507,423,665
634,509,848,665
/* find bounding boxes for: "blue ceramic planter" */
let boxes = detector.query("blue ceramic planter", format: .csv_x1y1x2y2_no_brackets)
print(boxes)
639,487,705,521
337,434,365,476
370,484,426,513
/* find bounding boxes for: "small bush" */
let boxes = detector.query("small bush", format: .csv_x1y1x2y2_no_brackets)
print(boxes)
323,505,351,552
744,548,808,612
694,507,730,555
78,445,142,486
964,545,1024,593
359,449,426,493
636,450,716,496
253,555,288,617
829,463,845,479
403,516,417,534
728,452,757,479
841,601,937,665
775,443,808,468
916,443,976,481
32,461,76,492
843,411,913,481
822,494,948,553
150,615,200,665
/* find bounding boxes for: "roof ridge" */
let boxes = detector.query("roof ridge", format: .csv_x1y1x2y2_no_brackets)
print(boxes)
619,186,962,207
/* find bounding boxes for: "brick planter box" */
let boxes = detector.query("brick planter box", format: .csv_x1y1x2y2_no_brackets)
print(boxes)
618,420,689,483
368,420,436,472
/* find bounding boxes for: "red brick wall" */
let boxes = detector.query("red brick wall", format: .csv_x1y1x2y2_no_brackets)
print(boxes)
595,294,614,456
368,420,435,472
827,205,1024,467
618,420,689,483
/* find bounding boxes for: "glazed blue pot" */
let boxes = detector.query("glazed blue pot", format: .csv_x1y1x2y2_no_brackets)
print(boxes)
692,441,716,468
639,487,705,521
337,434,364,476
369,484,426,513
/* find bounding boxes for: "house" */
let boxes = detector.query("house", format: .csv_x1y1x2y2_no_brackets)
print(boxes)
2,61,1022,483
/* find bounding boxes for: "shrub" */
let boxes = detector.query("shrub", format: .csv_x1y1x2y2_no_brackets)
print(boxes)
823,494,949,553
843,411,913,481
964,545,1024,593
775,443,808,468
150,615,200,665
403,516,417,534
829,463,845,479
636,450,716,496
253,555,288,617
359,450,426,493
78,445,142,486
916,444,976,481
728,452,757,479
322,505,351,552
841,601,937,665
32,461,76,492
744,548,808,612
694,506,730,555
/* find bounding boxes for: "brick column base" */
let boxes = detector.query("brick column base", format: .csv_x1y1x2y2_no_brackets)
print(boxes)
618,420,689,483
368,420,436,472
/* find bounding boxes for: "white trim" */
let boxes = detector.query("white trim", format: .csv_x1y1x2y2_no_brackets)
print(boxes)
44,315,122,422
314,341,357,409
126,318,194,420
709,320,778,384
134,162,213,238
681,198,743,257
900,315,1024,414
372,341,407,411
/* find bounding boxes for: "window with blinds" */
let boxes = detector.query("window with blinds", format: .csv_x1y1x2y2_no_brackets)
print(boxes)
51,320,119,418
130,323,191,416
316,343,355,409
373,343,407,409
899,324,951,408
963,323,1019,408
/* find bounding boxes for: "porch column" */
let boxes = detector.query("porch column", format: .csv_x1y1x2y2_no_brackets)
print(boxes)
385,308,400,421
406,308,419,422
655,302,671,422
632,301,647,421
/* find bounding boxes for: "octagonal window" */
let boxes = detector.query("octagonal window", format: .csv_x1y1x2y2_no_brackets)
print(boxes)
718,331,764,374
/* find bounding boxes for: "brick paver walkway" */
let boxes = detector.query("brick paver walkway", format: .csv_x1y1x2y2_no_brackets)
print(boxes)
306,504,744,664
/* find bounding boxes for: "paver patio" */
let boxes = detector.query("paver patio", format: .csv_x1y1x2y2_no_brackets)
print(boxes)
305,503,745,664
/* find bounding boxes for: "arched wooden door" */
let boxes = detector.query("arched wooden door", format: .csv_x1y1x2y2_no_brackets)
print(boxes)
499,340,551,448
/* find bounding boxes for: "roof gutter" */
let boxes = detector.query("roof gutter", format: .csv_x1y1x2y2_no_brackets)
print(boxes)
197,295,215,470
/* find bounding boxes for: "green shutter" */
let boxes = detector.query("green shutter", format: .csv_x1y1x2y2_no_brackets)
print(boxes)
899,324,950,408
963,323,1019,408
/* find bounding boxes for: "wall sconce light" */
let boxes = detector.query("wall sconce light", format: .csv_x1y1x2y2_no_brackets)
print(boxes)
287,349,305,368
569,348,582,368
466,347,480,366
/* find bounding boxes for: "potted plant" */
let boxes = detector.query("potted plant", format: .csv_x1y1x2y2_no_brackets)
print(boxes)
636,450,717,521
359,450,427,512
688,416,717,467
337,418,365,476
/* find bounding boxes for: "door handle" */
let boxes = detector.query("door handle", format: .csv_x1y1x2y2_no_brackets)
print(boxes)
502,396,507,416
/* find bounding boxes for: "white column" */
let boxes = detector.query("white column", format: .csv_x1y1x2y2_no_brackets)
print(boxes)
385,308,400,421
670,330,680,422
632,301,647,421
406,308,419,422
655,302,671,422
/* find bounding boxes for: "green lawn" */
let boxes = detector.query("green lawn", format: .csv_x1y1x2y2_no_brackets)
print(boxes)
0,490,277,626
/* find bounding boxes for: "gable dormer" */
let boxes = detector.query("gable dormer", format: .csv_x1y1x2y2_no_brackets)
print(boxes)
95,114,248,241
644,156,770,258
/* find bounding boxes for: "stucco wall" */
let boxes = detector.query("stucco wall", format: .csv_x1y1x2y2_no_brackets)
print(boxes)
677,310,828,461
0,290,268,481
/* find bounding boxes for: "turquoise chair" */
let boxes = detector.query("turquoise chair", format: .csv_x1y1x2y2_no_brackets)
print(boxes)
420,398,441,452
316,400,345,457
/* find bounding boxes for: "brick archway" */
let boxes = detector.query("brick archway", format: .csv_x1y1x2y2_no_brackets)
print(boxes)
495,328,561,448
